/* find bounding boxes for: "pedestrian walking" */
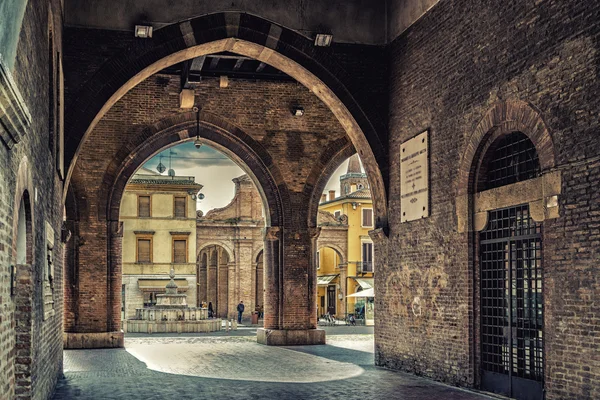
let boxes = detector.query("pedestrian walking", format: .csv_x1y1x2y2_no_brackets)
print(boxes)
208,302,214,318
237,300,245,323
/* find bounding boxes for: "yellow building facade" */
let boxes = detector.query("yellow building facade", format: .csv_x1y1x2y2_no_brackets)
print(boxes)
120,168,202,320
317,155,374,325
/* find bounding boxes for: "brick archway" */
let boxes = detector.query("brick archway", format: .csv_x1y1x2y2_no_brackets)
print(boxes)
197,242,235,262
64,12,388,229
305,137,356,229
102,111,287,228
317,244,346,265
457,99,556,197
10,157,35,399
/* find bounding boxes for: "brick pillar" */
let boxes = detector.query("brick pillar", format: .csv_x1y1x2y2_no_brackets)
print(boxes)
308,227,321,328
63,219,124,349
369,227,388,366
338,262,348,317
261,226,281,329
227,261,236,320
63,219,78,333
197,259,207,307
14,264,33,400
108,220,123,332
234,238,254,322
257,226,325,345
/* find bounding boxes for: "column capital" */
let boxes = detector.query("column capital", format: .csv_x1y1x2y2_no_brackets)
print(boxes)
308,226,321,240
368,227,388,243
263,226,282,241
108,220,124,238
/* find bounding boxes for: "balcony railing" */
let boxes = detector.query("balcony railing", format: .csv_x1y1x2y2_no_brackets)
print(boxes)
357,261,373,273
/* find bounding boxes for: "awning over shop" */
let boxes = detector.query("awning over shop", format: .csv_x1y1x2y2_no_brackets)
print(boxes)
138,278,189,291
347,287,374,298
354,278,373,289
317,274,338,286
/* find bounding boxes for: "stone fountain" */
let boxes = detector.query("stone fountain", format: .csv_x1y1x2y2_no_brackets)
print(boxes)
126,269,221,333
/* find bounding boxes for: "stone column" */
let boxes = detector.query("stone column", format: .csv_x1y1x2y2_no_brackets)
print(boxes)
257,226,325,345
234,238,254,321
338,262,348,317
227,261,236,320
261,226,281,330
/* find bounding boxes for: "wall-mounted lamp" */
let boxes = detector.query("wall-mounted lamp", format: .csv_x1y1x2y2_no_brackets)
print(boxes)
352,202,358,210
291,106,304,116
134,25,153,38
314,33,333,47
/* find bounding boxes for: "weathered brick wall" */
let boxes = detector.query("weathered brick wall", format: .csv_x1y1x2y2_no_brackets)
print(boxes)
0,0,65,398
380,0,600,398
66,70,350,333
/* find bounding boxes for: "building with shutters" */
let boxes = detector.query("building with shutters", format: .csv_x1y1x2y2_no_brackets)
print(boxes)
120,168,202,320
317,155,375,325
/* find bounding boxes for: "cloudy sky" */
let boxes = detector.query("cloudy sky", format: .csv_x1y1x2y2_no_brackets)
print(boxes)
141,142,355,213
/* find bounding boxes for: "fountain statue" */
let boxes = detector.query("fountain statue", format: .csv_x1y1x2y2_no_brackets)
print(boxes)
126,269,221,333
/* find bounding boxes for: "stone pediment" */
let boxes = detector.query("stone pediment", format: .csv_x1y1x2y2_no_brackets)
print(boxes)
317,210,347,226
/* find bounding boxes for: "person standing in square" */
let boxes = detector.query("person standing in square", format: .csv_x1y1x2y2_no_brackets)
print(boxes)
237,300,245,323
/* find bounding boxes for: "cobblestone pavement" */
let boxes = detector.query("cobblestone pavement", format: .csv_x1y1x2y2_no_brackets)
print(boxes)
53,329,494,400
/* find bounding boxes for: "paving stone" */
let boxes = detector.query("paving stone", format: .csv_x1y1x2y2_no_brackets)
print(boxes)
53,333,493,400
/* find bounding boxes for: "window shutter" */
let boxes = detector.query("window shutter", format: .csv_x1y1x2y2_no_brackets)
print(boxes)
174,197,186,218
173,240,187,263
363,209,373,226
138,196,150,217
138,239,151,262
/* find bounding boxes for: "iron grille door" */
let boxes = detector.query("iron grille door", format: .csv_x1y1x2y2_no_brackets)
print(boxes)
480,205,543,400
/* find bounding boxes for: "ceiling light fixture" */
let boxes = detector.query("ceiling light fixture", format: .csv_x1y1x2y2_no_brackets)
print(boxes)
314,33,333,47
291,106,304,117
134,25,153,38
193,107,202,149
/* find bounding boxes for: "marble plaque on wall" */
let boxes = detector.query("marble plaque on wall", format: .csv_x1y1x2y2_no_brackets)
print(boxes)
401,130,429,222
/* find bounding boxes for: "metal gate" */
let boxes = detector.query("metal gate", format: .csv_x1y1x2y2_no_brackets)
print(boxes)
480,205,544,400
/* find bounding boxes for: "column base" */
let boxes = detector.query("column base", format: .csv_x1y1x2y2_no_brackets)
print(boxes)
63,331,124,349
256,328,326,346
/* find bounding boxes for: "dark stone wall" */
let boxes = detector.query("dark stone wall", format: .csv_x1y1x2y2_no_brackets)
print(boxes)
0,0,65,398
379,0,600,398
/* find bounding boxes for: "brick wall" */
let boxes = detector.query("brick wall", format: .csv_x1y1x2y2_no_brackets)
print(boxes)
0,0,65,398
380,0,600,398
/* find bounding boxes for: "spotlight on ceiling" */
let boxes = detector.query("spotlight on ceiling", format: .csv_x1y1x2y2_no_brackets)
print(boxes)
314,33,333,47
291,106,304,117
134,25,153,38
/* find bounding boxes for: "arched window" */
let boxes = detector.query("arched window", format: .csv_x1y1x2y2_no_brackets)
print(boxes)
477,132,543,399
479,132,540,191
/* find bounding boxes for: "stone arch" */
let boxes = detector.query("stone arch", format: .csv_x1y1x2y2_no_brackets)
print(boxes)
305,137,356,228
458,100,556,197
317,243,346,265
64,12,388,229
253,247,264,264
197,241,235,262
11,156,35,399
102,111,286,228
462,100,555,395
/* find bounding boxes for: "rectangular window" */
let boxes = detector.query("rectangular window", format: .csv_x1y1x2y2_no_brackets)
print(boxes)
361,242,373,272
137,238,152,263
173,239,187,263
362,208,373,227
138,195,151,217
174,196,186,218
